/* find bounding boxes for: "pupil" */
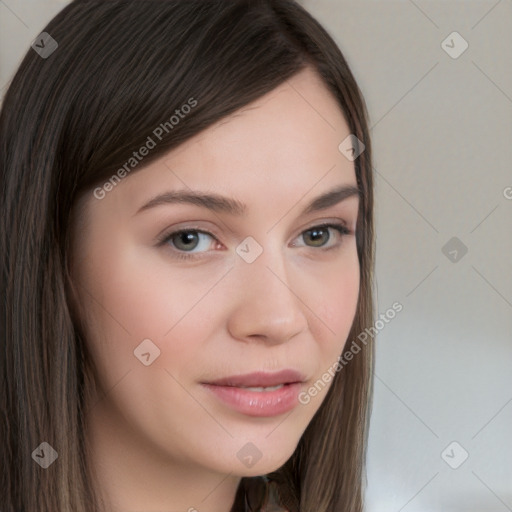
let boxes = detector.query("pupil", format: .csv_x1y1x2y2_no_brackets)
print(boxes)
176,231,198,250
308,228,328,246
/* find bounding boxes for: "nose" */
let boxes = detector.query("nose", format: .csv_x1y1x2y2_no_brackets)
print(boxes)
226,245,309,346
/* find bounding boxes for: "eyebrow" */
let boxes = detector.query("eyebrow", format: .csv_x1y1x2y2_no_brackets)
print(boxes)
135,183,361,217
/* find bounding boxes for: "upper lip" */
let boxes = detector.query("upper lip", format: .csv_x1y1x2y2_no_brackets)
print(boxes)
204,369,307,387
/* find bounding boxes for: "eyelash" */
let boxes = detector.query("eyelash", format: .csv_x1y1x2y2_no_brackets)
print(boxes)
156,222,352,261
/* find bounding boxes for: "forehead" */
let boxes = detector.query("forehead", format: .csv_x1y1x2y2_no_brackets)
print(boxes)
124,67,354,201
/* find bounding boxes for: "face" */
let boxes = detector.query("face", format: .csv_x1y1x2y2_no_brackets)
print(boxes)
69,67,360,480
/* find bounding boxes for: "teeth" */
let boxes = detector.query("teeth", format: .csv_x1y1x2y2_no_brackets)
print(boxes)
240,384,285,392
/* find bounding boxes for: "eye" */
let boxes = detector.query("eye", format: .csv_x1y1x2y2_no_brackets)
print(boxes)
156,222,352,261
293,222,351,249
159,229,216,257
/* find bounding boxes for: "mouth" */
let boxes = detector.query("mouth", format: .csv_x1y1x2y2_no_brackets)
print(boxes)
201,370,307,417
229,383,287,392
203,369,307,388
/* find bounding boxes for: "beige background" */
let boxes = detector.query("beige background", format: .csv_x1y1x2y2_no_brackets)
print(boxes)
1,1,511,510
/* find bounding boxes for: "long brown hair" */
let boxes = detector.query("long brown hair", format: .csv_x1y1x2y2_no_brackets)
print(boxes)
0,1,375,510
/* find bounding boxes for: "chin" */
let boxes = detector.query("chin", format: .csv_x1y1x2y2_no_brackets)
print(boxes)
229,441,297,477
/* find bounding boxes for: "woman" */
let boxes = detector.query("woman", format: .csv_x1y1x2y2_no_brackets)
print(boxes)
0,1,375,510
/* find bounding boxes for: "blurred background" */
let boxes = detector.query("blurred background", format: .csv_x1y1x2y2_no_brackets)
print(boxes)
1,1,511,510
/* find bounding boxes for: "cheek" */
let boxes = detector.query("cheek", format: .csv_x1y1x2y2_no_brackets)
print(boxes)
76,244,224,443
77,242,226,385
307,249,360,349
293,253,359,410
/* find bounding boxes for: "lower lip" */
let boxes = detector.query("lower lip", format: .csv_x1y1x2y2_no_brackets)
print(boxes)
201,382,302,417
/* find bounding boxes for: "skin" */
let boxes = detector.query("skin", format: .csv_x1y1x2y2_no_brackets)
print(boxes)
68,66,361,512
